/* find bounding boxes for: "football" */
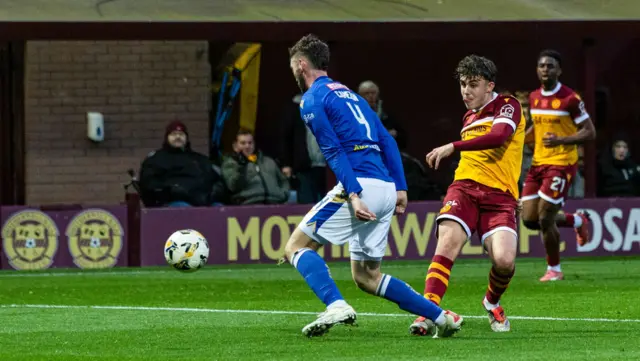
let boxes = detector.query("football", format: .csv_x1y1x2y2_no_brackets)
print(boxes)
164,229,210,272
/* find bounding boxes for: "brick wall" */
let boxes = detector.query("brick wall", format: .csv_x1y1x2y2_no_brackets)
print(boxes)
25,41,211,205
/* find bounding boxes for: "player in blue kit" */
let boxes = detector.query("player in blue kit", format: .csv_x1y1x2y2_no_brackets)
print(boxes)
284,34,463,338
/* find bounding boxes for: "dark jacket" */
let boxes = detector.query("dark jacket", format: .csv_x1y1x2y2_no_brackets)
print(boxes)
401,152,445,201
598,153,640,197
221,151,290,205
280,95,313,172
374,100,407,150
139,142,225,207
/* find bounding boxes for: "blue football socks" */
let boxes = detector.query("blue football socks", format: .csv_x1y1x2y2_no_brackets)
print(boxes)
376,274,445,323
291,248,344,307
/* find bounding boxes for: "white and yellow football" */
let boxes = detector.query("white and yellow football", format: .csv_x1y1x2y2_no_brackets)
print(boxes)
164,229,210,272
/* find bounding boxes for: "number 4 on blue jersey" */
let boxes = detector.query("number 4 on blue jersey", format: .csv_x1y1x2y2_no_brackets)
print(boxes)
299,76,407,197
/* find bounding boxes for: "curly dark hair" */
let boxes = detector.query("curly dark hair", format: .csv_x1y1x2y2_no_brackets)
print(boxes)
454,55,497,83
289,34,330,71
538,49,562,67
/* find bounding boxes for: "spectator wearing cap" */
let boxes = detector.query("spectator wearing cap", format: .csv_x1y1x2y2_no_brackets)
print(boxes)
138,121,225,207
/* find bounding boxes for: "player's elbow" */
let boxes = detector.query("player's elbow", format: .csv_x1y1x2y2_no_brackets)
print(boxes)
323,147,341,161
587,127,596,141
491,134,511,149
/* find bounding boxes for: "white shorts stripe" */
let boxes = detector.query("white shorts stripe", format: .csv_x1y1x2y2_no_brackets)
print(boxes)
481,226,518,243
436,214,472,239
538,190,564,205
298,178,397,261
520,194,540,202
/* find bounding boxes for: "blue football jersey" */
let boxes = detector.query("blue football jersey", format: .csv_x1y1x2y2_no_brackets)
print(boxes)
299,76,407,196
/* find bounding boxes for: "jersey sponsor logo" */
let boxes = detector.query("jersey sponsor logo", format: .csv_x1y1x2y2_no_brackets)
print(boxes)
498,104,515,119
353,144,381,152
326,82,349,91
552,99,561,109
532,115,561,125
2,210,59,270
461,125,489,139
66,209,124,269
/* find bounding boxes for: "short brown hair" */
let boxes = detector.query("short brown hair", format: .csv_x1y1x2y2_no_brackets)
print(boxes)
455,55,497,83
288,34,330,71
236,128,253,138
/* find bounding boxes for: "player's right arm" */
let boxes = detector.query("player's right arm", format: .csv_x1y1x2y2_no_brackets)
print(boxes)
524,123,535,146
300,94,363,198
374,116,408,214
426,99,521,169
451,100,522,152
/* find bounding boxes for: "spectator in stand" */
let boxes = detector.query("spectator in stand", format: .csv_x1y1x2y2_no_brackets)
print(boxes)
567,146,585,198
514,91,534,194
598,137,640,197
280,93,327,204
139,121,225,207
222,128,290,205
358,80,407,149
401,151,444,201
357,80,443,199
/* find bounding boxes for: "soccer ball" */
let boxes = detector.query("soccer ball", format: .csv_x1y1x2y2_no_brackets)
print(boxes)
164,229,210,272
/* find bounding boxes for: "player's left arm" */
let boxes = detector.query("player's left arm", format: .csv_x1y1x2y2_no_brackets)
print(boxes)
302,96,363,197
374,116,408,192
557,96,596,145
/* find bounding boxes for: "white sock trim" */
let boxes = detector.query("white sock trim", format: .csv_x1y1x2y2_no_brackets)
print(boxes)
291,248,312,268
327,299,348,309
375,274,392,297
434,311,446,326
483,297,499,311
547,264,562,272
573,214,583,228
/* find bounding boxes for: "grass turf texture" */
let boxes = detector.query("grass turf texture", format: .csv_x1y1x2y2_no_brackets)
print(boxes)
0,257,639,360
1,0,640,21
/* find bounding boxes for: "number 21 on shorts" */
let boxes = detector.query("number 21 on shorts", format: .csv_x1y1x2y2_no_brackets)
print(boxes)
550,176,567,192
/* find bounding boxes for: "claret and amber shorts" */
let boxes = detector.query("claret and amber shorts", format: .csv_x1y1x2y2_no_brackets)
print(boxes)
436,179,518,244
521,163,578,206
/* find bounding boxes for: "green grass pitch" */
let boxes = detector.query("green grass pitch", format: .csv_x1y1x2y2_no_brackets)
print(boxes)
1,257,639,360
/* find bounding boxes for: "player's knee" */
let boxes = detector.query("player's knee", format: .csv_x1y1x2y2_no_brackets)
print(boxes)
523,220,541,230
352,272,379,295
539,214,555,231
494,258,515,273
493,253,515,273
284,234,304,261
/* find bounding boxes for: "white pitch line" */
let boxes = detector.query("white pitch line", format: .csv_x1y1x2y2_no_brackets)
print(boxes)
1,304,639,323
0,263,473,278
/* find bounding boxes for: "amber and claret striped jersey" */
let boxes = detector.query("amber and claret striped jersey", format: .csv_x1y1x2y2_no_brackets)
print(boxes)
454,93,526,199
529,83,590,166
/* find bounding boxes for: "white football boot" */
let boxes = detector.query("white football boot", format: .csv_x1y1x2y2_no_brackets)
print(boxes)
302,304,357,337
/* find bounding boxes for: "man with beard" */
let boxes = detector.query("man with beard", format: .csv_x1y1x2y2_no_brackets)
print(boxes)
282,34,462,338
139,121,225,207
